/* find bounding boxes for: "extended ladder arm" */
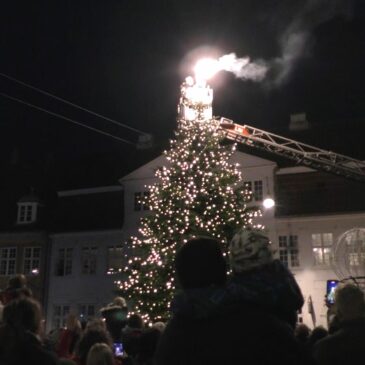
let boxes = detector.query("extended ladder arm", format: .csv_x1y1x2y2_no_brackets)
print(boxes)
219,117,365,182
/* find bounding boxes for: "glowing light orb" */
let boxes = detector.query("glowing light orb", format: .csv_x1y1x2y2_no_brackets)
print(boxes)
194,58,221,81
263,197,275,209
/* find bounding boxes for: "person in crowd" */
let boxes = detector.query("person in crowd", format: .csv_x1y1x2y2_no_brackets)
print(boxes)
86,318,108,331
295,323,311,346
0,297,58,365
151,321,165,333
0,274,32,305
122,313,144,360
155,237,303,365
56,312,82,358
74,325,114,365
313,283,365,365
59,359,78,365
228,228,304,328
100,296,128,343
134,328,161,365
86,343,114,365
0,300,3,323
307,326,328,349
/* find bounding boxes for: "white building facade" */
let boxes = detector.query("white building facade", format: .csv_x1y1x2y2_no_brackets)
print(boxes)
45,186,126,331
45,151,365,330
119,151,365,329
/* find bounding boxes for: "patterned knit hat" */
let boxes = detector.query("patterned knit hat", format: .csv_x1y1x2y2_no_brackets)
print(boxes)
229,229,273,272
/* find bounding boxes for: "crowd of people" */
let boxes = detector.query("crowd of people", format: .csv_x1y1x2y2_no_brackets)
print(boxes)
1,229,365,364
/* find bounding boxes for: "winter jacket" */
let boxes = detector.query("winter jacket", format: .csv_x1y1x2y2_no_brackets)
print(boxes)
155,285,304,365
228,259,304,327
171,260,304,328
0,329,58,365
313,317,365,365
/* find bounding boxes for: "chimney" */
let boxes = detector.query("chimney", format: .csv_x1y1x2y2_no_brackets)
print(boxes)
289,113,310,131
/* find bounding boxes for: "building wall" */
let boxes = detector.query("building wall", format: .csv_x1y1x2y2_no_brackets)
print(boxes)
43,151,365,331
0,231,48,307
46,230,125,331
276,212,365,328
120,151,365,329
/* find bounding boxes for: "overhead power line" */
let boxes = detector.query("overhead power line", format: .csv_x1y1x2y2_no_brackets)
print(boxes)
0,72,149,136
0,92,135,146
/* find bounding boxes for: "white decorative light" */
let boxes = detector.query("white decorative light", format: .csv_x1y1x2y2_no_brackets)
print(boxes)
263,197,275,209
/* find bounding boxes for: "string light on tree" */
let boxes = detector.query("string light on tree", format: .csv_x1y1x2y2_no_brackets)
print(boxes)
118,59,260,322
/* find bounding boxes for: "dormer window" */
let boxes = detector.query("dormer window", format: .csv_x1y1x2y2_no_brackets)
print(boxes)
17,203,37,224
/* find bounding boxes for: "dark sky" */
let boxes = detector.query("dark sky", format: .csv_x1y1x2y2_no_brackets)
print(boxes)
0,0,364,195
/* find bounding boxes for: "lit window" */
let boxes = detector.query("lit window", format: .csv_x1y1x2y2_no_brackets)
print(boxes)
312,233,333,266
107,246,124,273
23,247,41,275
81,247,97,274
55,248,73,276
0,247,17,276
17,203,37,224
254,180,263,201
53,305,70,328
279,236,299,268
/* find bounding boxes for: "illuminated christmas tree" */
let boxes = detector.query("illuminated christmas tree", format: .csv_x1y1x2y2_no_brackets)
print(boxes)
119,75,258,322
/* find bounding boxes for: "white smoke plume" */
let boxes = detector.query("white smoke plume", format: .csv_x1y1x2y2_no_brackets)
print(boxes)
218,53,268,82
209,0,353,87
269,0,353,87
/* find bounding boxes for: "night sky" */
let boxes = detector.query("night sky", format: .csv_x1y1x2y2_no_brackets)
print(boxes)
0,0,364,195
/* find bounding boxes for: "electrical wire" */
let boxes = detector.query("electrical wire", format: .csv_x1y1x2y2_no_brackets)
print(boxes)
0,92,136,146
0,72,149,136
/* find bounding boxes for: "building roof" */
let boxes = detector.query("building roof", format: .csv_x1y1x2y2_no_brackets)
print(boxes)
51,186,124,232
275,170,365,217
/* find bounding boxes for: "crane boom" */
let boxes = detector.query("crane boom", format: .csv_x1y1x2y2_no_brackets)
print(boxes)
219,117,365,182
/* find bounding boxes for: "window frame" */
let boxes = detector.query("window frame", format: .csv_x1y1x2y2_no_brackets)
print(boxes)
253,180,263,202
53,304,70,329
311,233,333,267
107,245,124,273
134,191,151,211
23,246,41,275
79,304,96,322
55,247,73,276
243,181,253,202
81,246,97,275
17,203,37,224
278,235,300,268
0,247,17,276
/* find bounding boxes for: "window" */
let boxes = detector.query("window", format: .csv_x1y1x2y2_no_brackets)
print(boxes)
279,236,299,268
79,304,95,322
243,181,253,202
53,305,70,328
312,233,333,266
134,191,150,211
344,230,365,267
254,180,263,201
81,247,97,274
55,248,73,276
0,247,17,276
23,247,41,275
107,246,124,273
143,192,150,210
17,203,36,224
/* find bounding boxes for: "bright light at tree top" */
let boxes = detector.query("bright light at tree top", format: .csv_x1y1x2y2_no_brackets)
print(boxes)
194,58,221,81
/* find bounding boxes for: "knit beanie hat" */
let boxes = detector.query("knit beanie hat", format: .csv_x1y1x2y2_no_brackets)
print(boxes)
229,229,273,273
